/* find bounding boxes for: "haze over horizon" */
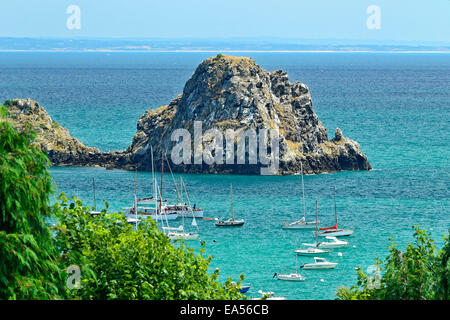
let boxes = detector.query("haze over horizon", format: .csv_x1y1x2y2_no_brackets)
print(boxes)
0,0,449,46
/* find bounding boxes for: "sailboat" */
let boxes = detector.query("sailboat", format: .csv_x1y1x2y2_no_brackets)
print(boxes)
90,177,101,216
215,184,245,227
295,200,330,256
157,154,199,241
166,178,204,218
315,186,353,237
282,162,319,229
273,254,306,281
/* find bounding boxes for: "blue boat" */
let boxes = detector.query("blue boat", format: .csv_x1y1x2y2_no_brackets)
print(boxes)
239,285,251,294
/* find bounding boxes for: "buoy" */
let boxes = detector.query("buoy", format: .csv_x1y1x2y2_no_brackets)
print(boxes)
337,252,343,257
352,245,356,248
320,279,325,282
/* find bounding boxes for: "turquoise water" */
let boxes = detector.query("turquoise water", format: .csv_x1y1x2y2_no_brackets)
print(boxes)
1,52,449,299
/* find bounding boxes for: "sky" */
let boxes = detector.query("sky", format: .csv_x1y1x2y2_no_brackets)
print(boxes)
0,0,449,44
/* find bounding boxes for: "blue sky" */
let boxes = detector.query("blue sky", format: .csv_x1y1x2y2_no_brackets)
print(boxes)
0,0,449,44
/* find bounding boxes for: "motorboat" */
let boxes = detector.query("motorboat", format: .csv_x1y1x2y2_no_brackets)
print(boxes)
300,257,337,270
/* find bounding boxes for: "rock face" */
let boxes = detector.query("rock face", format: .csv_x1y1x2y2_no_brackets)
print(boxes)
3,99,129,168
125,55,371,174
3,55,371,175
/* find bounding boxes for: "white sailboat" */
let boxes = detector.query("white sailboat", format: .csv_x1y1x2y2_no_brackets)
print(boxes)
295,200,330,256
273,255,306,281
300,257,338,270
315,186,354,237
215,184,245,227
166,178,204,218
282,162,319,229
158,153,199,241
90,177,101,216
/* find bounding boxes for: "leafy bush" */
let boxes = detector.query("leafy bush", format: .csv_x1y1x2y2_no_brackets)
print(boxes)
336,226,449,300
52,195,245,300
0,114,66,299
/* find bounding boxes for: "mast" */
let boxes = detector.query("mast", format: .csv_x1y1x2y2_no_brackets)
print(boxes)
300,161,306,220
334,186,338,227
92,177,96,211
315,200,318,246
230,183,234,220
176,177,180,205
134,169,138,221
160,152,164,212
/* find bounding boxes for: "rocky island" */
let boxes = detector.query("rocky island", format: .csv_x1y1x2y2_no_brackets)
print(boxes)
3,55,371,175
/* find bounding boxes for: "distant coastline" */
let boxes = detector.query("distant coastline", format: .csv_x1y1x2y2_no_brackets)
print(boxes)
1,37,449,53
1,49,450,54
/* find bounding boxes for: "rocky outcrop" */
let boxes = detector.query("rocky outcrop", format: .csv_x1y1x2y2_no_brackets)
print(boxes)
2,99,130,168
125,55,371,174
3,55,371,175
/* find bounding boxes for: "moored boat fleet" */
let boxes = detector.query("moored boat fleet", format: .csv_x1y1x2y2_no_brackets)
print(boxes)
90,152,354,299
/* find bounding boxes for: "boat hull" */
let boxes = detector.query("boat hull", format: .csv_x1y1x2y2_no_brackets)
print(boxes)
176,210,204,218
282,224,318,230
295,249,330,256
316,229,353,237
167,232,199,240
276,274,305,281
301,263,337,270
215,219,245,227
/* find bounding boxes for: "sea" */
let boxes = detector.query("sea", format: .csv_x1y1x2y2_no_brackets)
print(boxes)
0,51,449,300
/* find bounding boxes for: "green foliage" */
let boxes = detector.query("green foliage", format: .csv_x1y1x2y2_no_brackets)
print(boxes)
52,195,245,300
4,100,13,107
0,119,66,299
214,53,224,60
336,226,449,300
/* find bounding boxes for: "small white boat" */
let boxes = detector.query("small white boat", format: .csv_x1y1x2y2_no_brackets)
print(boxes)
163,225,199,240
273,272,305,281
300,257,338,270
126,217,140,225
295,201,330,256
215,217,245,227
295,247,330,256
274,255,306,281
304,236,348,249
215,184,245,227
282,217,320,230
252,290,286,300
167,231,199,240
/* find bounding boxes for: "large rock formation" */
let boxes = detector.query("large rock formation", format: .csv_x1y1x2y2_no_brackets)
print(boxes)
3,55,371,175
125,55,371,174
2,99,129,168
